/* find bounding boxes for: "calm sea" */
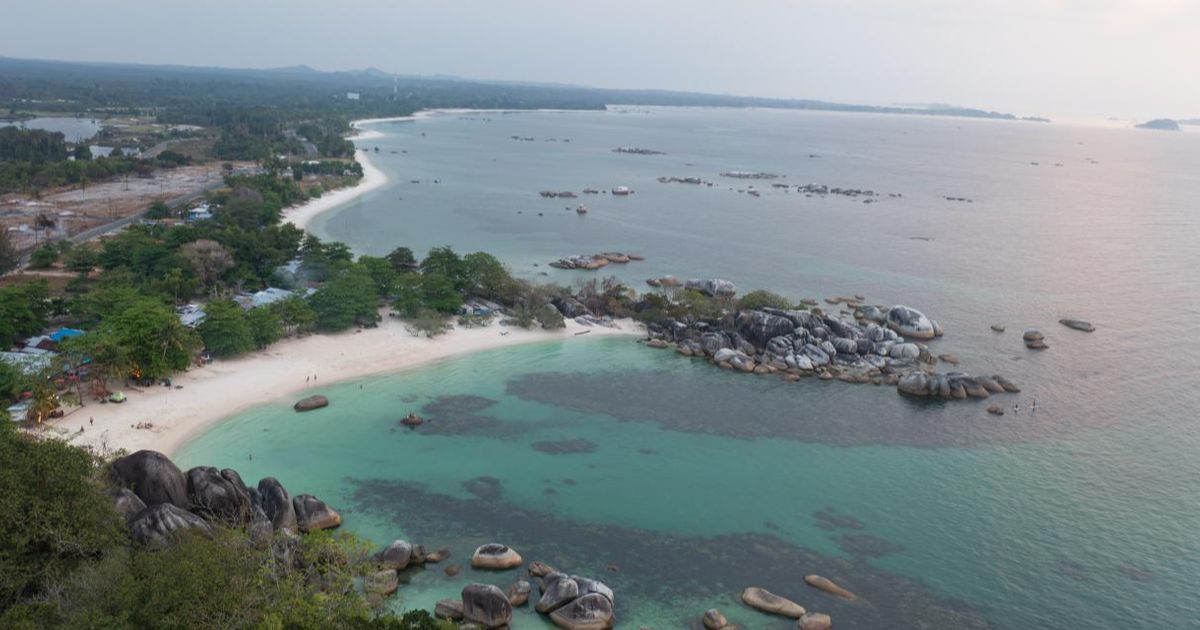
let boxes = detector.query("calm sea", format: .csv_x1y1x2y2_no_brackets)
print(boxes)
179,108,1200,628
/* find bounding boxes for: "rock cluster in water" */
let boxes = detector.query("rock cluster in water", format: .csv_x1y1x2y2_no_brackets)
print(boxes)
720,170,780,179
613,146,665,155
549,252,644,270
108,450,342,549
641,286,1018,402
435,557,616,629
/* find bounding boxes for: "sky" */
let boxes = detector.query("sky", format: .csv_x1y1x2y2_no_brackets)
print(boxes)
1,0,1197,120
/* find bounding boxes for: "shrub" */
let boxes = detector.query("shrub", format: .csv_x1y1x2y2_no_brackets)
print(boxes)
737,289,792,311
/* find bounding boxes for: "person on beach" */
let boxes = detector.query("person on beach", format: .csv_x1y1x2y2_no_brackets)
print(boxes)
89,417,93,426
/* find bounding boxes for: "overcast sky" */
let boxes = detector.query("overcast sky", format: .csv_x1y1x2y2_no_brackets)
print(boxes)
2,0,1196,119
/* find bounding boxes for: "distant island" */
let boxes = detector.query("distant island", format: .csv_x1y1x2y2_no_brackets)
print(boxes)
1178,119,1200,126
1135,118,1181,131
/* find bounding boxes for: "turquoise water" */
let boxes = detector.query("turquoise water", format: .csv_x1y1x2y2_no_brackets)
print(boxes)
180,109,1200,628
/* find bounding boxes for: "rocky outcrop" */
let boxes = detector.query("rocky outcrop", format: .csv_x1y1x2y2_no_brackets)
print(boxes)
461,583,513,629
107,487,147,523
553,296,591,318
186,466,251,526
804,574,857,600
741,587,805,618
685,278,737,297
507,578,532,606
1023,328,1048,349
536,572,580,613
471,543,523,570
435,598,464,620
529,560,558,577
549,592,615,629
293,395,329,412
364,569,399,597
886,305,936,339
375,539,412,570
258,477,297,531
129,503,214,549
112,450,189,509
292,494,341,532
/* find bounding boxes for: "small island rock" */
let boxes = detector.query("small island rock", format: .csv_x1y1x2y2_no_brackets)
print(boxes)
741,586,805,618
549,592,616,630
293,395,329,412
461,583,513,629
471,543,523,570
798,611,833,630
291,494,341,532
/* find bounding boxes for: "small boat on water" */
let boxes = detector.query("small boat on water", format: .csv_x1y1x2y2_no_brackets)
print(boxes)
612,186,632,195
576,204,588,214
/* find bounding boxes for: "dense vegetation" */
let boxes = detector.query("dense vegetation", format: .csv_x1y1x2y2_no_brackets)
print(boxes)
0,419,455,629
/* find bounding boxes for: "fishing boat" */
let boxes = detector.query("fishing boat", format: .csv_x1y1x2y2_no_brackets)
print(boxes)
576,204,588,214
612,186,632,195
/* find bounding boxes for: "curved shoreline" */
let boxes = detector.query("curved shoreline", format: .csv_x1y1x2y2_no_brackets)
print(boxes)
54,316,639,457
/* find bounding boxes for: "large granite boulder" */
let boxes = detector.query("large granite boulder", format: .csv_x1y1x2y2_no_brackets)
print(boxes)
741,586,805,618
375,539,413,570
572,576,614,604
111,450,189,509
186,466,252,525
129,503,214,549
107,487,147,523
549,592,615,629
552,296,591,318
735,310,795,347
292,494,342,532
461,583,513,629
702,609,729,629
686,278,738,298
471,543,523,570
293,395,328,412
886,305,936,340
257,477,297,531
507,578,533,606
536,572,580,613
435,598,464,620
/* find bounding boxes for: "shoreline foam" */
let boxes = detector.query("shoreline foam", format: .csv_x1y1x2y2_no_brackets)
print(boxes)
51,315,639,457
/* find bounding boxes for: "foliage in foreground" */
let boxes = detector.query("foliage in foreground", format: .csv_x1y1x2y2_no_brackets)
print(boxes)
0,420,454,629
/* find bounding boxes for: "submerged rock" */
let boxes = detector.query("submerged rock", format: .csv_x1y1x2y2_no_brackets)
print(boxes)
804,574,857,600
741,586,805,618
1059,318,1095,332
798,611,833,630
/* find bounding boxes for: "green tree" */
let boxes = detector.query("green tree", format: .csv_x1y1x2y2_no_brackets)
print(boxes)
144,200,172,220
0,420,124,609
0,281,50,349
64,244,98,275
737,289,792,311
385,246,418,273
197,300,254,358
420,246,465,289
270,295,316,335
308,266,380,331
79,296,200,378
461,251,515,300
246,306,282,349
357,255,401,298
29,244,59,268
0,229,17,275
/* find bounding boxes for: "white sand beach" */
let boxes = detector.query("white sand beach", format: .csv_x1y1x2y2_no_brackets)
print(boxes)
51,316,639,457
45,111,643,456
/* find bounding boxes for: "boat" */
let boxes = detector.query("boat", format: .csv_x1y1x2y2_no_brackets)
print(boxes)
576,204,588,214
108,392,127,403
612,186,632,195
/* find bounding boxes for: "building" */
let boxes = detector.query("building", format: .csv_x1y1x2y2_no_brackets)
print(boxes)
346,92,361,100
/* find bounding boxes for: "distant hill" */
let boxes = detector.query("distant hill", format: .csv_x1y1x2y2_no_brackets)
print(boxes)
0,55,1049,124
1178,119,1200,126
1135,119,1181,131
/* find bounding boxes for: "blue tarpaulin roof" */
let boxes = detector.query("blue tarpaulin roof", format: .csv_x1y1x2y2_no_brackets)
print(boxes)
49,328,84,342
